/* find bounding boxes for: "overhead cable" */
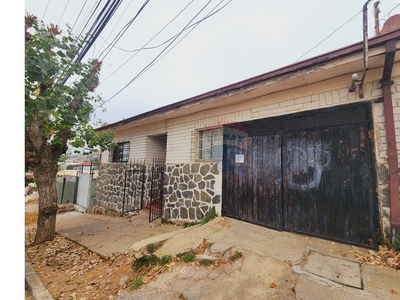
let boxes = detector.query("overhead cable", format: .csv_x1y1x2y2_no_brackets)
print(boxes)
99,0,196,84
101,0,215,105
295,10,362,62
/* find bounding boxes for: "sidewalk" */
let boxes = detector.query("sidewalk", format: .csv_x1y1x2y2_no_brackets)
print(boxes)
25,205,400,300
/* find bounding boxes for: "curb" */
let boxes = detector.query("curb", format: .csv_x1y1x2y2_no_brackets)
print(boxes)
25,254,54,300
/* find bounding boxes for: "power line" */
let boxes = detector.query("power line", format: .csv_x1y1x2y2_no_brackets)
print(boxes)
101,0,232,106
41,0,51,19
97,0,151,61
57,0,71,25
295,10,362,63
94,0,135,57
99,1,227,55
62,0,123,84
99,0,196,84
379,2,400,21
130,0,232,85
71,0,89,31
74,0,98,35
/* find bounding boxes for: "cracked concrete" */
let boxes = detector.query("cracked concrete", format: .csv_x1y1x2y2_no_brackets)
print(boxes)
117,217,400,300
31,210,399,300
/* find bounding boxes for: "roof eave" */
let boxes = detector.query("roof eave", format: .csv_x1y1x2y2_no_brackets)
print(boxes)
97,28,400,132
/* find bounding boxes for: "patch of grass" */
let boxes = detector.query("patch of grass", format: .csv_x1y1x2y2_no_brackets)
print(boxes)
201,207,218,224
182,252,196,263
207,242,215,248
198,259,213,266
130,277,143,290
146,242,162,253
132,254,159,271
159,255,172,266
231,251,243,261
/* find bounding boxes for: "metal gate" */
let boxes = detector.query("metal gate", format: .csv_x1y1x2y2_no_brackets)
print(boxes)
149,158,165,222
122,161,146,214
222,104,379,248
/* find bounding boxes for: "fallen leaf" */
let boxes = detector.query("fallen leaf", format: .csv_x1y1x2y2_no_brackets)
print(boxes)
269,283,277,289
368,281,374,287
390,290,397,294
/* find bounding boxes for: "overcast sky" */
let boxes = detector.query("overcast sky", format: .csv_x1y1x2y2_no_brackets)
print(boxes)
24,0,400,125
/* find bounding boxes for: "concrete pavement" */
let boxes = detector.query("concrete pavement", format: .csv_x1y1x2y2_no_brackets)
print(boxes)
25,205,400,300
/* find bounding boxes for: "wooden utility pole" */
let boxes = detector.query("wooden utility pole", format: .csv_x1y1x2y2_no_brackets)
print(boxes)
374,1,381,36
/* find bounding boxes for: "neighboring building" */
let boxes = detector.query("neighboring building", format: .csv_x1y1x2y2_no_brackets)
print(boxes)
96,19,400,248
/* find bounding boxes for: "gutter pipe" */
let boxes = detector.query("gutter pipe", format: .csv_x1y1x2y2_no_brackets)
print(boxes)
359,0,372,98
381,40,400,242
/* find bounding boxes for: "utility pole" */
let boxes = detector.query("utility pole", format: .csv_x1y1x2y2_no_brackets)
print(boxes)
374,1,381,36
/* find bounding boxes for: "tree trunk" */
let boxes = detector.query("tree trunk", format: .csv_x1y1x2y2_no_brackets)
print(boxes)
33,149,59,245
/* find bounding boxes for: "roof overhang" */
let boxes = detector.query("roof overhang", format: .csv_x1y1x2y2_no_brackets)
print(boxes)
97,28,400,132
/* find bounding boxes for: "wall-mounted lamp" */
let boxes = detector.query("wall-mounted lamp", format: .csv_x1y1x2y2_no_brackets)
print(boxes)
349,73,360,92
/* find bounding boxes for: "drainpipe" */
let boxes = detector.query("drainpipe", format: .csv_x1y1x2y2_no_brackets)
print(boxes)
381,40,400,243
359,0,372,98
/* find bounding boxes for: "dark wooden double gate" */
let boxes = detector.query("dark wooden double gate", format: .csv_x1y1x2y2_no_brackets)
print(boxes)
222,104,379,248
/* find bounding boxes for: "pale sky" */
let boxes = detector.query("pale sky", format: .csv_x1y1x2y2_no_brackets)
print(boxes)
24,0,400,126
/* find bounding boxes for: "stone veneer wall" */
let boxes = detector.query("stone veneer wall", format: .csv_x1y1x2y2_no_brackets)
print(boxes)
94,163,152,214
163,162,221,222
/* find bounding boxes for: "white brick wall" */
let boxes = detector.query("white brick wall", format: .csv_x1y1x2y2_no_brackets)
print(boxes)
105,62,400,235
145,134,167,161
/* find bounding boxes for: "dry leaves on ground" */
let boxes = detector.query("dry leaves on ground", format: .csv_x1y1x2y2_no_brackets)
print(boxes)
350,247,400,270
25,227,136,300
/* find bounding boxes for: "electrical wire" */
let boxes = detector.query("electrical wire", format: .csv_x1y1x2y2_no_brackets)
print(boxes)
62,0,123,84
379,2,400,21
145,0,232,80
99,0,196,84
41,0,51,19
74,0,98,35
94,0,135,57
101,0,222,106
295,10,362,62
57,0,71,25
99,1,229,55
97,0,151,61
71,0,89,31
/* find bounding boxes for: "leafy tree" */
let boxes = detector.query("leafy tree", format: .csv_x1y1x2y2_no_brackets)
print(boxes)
25,14,114,244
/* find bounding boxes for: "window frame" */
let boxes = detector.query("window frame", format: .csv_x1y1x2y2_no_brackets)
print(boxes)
198,127,223,162
112,142,130,162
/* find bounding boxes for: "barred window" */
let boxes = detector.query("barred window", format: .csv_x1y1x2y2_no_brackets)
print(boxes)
112,142,130,162
198,128,223,161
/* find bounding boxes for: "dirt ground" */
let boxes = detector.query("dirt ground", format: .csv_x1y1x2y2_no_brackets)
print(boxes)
25,203,220,300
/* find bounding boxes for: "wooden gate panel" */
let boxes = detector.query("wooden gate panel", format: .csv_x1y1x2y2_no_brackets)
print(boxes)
282,124,377,247
223,134,281,229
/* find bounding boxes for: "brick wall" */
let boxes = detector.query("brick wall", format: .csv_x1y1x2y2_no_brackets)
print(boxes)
102,62,400,231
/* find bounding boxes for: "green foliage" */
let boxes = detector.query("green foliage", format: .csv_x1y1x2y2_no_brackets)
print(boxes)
132,254,159,271
25,14,115,169
393,237,400,251
181,252,196,263
130,277,143,290
201,207,218,224
145,242,162,254
159,255,172,266
198,259,213,266
25,176,35,187
231,251,243,261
